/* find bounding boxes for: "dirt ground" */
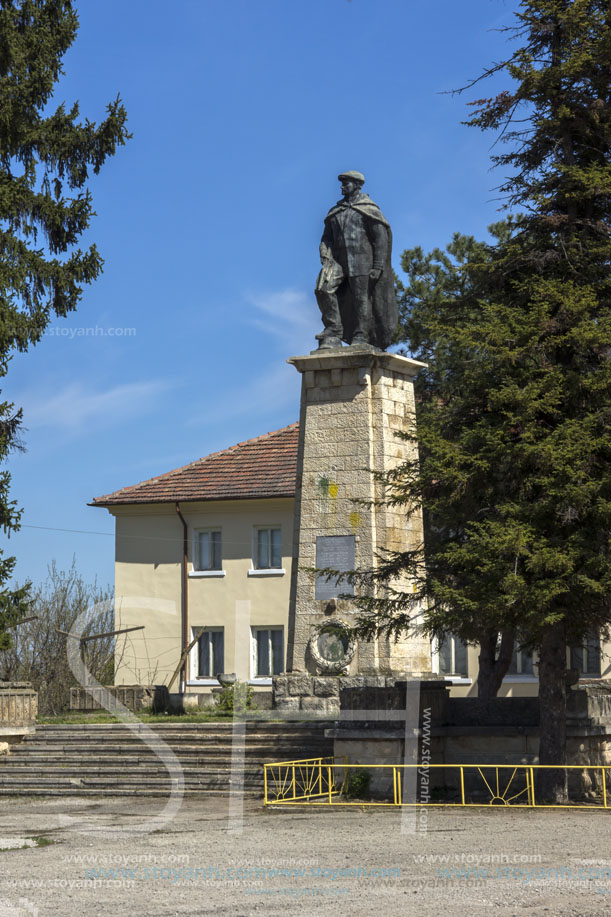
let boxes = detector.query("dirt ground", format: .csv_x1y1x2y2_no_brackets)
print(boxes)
1,795,611,916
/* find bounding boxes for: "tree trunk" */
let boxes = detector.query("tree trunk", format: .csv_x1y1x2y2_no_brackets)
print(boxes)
537,621,568,803
476,629,515,700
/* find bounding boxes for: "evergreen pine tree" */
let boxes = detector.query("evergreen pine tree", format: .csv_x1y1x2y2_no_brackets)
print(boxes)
0,0,130,646
463,0,611,793
350,0,610,799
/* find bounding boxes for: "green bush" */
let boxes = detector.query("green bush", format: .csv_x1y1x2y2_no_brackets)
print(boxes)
342,768,371,799
213,680,257,714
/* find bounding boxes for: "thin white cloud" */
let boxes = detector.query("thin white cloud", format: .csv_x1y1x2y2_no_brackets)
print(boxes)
187,287,317,428
188,362,299,426
18,379,172,432
246,287,319,354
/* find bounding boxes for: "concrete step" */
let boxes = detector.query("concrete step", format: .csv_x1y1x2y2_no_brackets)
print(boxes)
0,763,264,772
34,719,333,726
0,778,263,793
0,774,264,785
0,771,264,783
22,735,331,747
6,744,332,758
13,742,332,753
20,739,331,750
23,729,334,747
0,788,260,797
31,723,333,735
0,764,265,776
5,757,326,770
0,722,331,798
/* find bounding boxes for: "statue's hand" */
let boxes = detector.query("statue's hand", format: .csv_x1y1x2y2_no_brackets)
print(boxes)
369,267,383,282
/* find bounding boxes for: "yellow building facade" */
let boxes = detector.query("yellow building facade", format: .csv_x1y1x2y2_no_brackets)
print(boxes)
92,422,610,700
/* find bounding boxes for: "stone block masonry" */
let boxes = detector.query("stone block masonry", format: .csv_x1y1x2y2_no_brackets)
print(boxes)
285,350,432,677
0,682,38,727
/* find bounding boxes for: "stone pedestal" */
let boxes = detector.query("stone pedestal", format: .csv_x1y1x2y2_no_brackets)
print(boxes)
0,682,37,726
285,349,432,677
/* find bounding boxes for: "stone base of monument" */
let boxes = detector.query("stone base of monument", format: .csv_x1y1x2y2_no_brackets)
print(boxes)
285,349,433,678
272,673,447,719
273,674,341,716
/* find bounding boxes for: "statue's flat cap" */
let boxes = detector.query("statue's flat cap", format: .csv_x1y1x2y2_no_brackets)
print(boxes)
338,170,365,184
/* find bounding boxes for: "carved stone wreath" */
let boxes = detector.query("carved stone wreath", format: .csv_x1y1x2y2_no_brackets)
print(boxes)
308,618,356,674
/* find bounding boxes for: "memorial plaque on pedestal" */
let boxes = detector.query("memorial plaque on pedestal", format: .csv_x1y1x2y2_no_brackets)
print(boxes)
315,534,355,600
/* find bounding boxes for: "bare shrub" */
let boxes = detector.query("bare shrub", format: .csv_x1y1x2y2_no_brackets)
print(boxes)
0,561,114,715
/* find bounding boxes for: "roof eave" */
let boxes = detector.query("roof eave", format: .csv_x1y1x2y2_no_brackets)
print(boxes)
89,490,296,509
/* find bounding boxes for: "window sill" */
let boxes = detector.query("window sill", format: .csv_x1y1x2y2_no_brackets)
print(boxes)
503,676,538,683
186,679,220,686
189,570,226,578
247,568,285,577
441,676,472,684
248,678,273,686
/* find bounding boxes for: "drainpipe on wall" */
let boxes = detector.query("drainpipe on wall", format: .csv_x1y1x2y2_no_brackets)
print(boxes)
175,503,189,693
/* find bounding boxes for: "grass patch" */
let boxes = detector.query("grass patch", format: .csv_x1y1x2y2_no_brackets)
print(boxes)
33,836,54,847
36,710,283,725
36,713,124,725
0,837,52,851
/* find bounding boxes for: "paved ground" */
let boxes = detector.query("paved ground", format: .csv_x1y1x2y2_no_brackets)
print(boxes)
1,795,611,916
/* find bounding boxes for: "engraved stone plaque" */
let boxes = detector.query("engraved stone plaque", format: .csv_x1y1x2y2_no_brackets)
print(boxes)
315,534,355,600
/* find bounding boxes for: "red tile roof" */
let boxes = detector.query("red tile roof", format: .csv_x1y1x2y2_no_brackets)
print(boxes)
91,423,299,506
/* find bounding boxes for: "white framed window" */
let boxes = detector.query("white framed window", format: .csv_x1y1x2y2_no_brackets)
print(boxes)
248,527,284,576
191,529,224,577
570,632,601,676
437,634,468,677
507,646,534,676
192,627,224,679
251,627,283,678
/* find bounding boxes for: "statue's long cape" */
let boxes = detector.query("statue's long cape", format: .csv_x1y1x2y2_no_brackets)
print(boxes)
323,194,398,350
324,194,391,228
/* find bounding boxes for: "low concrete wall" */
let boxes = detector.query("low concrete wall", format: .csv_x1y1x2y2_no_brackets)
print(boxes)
329,683,611,797
0,682,37,726
339,678,448,723
567,680,611,723
447,696,539,727
0,683,37,755
69,685,169,713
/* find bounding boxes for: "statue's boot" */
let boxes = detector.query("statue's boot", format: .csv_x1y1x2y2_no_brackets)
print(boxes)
316,331,342,351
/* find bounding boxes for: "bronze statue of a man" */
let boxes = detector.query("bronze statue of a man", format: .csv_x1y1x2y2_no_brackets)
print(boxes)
315,171,397,351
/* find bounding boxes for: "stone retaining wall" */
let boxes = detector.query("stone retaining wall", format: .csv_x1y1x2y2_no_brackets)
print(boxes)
328,683,611,797
69,684,169,713
273,674,449,719
273,675,341,715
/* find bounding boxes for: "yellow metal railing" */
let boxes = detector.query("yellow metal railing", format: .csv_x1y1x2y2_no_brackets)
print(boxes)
263,761,611,809
264,756,348,804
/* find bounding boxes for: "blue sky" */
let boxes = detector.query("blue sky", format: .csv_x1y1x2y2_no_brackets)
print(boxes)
4,0,517,589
